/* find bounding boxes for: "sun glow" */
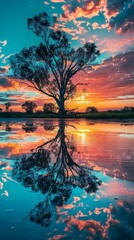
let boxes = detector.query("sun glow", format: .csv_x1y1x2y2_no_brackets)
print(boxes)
72,91,92,104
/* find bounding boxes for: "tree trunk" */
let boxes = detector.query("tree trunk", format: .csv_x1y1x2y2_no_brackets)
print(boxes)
56,97,66,117
59,100,66,117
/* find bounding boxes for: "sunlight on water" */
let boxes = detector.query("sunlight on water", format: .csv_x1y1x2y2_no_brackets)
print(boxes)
0,119,134,240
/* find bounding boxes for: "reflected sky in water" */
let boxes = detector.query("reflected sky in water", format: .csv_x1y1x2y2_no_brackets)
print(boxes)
0,119,134,240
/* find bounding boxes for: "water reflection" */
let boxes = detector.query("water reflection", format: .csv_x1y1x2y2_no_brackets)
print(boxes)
13,120,101,227
5,124,12,132
0,119,134,240
22,122,37,132
63,200,134,240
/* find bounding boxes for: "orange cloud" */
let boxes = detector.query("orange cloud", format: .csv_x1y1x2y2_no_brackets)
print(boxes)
61,0,105,21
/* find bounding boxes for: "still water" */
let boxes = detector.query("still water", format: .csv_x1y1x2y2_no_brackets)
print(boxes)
0,119,134,240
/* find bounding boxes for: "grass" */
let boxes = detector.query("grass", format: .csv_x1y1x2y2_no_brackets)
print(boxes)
0,111,134,120
74,111,134,120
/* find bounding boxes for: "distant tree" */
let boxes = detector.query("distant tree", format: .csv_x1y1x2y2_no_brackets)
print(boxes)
86,106,98,113
43,103,56,113
22,101,37,114
10,12,100,116
5,102,11,112
0,108,2,112
122,106,134,111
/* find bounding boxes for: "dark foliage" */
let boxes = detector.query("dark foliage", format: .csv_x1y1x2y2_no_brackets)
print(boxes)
22,101,37,114
86,106,98,113
43,103,56,113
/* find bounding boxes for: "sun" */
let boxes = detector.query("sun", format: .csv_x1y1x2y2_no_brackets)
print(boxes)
73,90,92,104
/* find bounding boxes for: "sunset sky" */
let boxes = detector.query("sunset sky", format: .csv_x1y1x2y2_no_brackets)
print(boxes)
0,0,134,111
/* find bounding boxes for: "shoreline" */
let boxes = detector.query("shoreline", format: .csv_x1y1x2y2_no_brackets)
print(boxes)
0,117,134,124
0,111,134,122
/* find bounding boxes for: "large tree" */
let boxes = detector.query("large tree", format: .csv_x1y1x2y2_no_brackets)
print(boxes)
10,12,100,116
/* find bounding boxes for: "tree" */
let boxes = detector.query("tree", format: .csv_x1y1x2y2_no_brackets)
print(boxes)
43,103,56,113
5,102,11,112
122,106,134,111
86,106,98,113
22,101,37,114
0,108,2,112
10,12,100,116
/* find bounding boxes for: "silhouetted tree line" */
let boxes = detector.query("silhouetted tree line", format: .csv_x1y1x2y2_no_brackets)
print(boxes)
0,102,134,115
21,101,56,114
122,106,134,111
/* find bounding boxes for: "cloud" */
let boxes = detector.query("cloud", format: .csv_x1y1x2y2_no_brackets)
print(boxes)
0,97,16,103
98,33,134,53
60,0,134,35
73,51,134,101
92,22,108,30
0,39,9,67
61,0,104,21
105,0,127,18
51,0,65,2
0,77,13,88
109,2,134,34
0,67,7,74
44,1,49,5
0,40,7,47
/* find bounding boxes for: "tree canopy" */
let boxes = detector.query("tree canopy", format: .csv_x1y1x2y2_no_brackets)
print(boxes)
86,106,98,113
43,102,56,113
10,12,100,116
22,101,37,114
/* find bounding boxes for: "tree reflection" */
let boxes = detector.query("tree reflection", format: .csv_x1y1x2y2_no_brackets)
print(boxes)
5,124,12,132
43,120,55,131
22,122,37,132
13,120,101,227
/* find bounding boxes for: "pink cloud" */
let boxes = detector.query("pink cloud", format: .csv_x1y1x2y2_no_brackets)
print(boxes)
98,33,134,53
51,0,65,2
73,51,134,101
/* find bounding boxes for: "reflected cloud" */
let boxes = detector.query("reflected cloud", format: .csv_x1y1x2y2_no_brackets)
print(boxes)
62,200,134,240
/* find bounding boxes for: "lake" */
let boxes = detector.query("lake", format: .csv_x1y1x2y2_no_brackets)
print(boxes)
0,119,134,240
